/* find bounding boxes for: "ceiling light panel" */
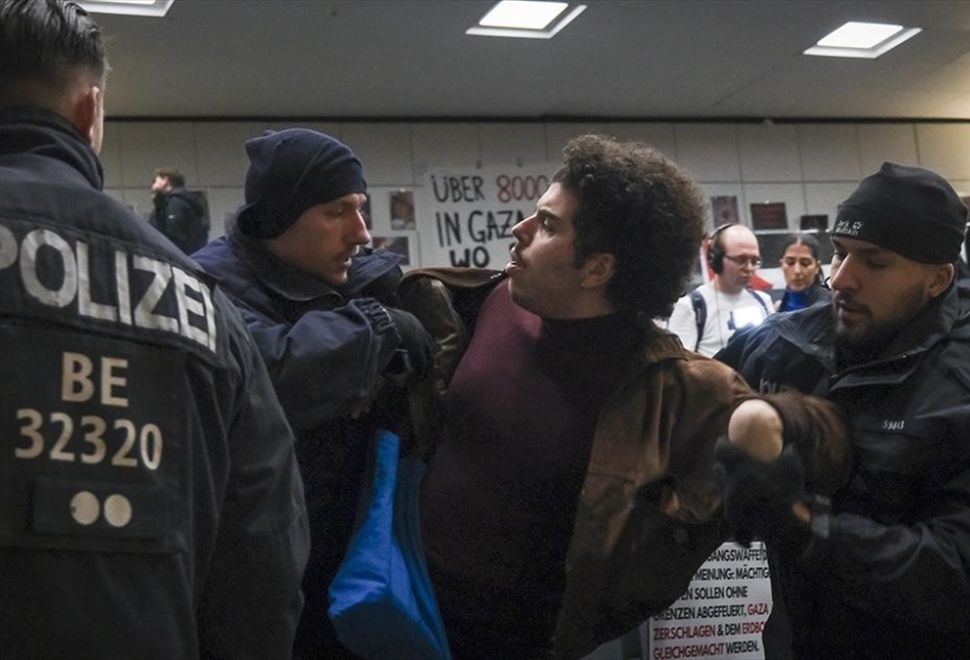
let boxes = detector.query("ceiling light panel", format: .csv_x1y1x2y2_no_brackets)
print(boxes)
818,22,903,49
805,21,921,59
480,0,567,29
467,1,585,39
77,0,174,17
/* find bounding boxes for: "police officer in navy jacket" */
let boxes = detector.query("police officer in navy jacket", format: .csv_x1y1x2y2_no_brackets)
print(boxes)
0,2,309,657
194,128,433,658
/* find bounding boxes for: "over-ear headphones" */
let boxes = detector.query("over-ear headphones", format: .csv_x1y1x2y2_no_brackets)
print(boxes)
707,223,737,274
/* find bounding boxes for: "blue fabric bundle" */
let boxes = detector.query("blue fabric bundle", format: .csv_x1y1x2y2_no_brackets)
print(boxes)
329,430,451,660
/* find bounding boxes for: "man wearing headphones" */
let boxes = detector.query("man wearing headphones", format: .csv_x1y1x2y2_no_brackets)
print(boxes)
667,223,772,356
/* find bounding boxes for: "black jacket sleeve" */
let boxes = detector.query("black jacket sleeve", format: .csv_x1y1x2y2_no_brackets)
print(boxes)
799,463,970,643
234,296,403,432
197,318,310,659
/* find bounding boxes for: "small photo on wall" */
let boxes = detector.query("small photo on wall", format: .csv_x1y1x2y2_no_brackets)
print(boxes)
800,214,828,231
362,193,373,230
750,202,788,230
758,230,835,266
372,235,411,266
389,190,415,231
711,195,740,227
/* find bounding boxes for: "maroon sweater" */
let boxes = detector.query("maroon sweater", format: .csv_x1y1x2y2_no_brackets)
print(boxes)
421,282,639,658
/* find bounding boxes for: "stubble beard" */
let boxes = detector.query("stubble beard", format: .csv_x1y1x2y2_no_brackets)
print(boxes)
832,285,928,350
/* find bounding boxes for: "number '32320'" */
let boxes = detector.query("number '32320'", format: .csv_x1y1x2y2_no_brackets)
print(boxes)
15,408,163,470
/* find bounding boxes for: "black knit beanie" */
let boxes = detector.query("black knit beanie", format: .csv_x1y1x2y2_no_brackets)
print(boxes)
237,128,366,239
832,162,967,264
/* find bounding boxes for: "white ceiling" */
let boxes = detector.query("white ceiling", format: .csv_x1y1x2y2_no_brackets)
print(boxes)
93,0,970,120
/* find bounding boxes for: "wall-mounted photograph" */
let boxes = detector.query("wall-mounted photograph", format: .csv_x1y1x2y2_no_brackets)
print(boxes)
711,195,740,227
389,190,415,231
750,202,788,230
362,193,373,230
800,214,828,231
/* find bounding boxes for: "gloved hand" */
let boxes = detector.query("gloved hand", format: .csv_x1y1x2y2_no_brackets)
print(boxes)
713,437,810,548
383,306,434,384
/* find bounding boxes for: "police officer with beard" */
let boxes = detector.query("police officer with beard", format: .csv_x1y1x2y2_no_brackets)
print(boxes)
716,163,970,659
0,1,309,657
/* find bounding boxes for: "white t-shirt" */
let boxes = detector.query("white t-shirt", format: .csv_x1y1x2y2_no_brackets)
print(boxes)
666,282,773,357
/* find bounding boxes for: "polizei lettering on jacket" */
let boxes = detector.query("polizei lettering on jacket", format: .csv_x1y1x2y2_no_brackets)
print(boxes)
0,218,216,354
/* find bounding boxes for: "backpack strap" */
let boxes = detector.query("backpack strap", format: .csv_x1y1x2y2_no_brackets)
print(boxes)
689,289,706,352
747,288,770,315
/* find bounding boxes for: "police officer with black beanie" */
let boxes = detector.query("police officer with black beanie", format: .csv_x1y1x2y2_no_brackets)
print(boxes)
715,162,970,660
194,127,433,659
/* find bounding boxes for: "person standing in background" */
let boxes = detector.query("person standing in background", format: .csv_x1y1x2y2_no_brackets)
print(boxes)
0,1,309,657
667,223,773,355
149,166,209,254
775,233,831,312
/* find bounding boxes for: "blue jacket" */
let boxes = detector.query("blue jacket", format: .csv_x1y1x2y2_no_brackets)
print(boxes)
0,109,308,659
719,288,970,659
775,280,831,313
194,227,410,656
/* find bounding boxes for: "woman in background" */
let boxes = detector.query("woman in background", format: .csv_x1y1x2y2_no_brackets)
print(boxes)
776,233,830,311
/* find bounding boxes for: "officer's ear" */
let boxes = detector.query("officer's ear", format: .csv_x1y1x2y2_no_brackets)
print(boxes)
68,84,104,154
928,262,955,299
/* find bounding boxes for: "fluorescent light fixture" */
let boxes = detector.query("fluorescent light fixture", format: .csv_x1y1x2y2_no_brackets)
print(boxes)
467,1,586,39
77,0,174,17
818,21,901,48
479,1,567,29
804,21,921,59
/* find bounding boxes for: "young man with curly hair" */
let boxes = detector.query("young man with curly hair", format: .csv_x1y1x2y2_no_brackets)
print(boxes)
400,135,849,659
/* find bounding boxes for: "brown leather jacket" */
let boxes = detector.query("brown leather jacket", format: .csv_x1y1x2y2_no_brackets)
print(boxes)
400,267,848,659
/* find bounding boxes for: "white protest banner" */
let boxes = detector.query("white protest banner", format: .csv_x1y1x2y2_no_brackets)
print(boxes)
648,542,772,659
416,165,556,269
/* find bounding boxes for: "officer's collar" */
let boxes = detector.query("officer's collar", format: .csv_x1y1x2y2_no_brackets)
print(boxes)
227,218,400,301
877,281,959,360
0,108,104,190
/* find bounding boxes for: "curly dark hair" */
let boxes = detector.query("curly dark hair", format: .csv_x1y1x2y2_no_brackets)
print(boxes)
0,0,107,109
553,134,706,318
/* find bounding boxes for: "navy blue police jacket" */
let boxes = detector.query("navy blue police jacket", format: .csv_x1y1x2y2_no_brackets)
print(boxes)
718,287,970,659
194,226,408,656
0,109,309,659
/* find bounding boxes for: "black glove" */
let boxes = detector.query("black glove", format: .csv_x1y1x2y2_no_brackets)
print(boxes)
383,306,433,384
713,437,809,548
368,377,413,438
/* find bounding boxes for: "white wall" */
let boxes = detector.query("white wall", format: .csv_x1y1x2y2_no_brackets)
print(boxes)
103,119,970,267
